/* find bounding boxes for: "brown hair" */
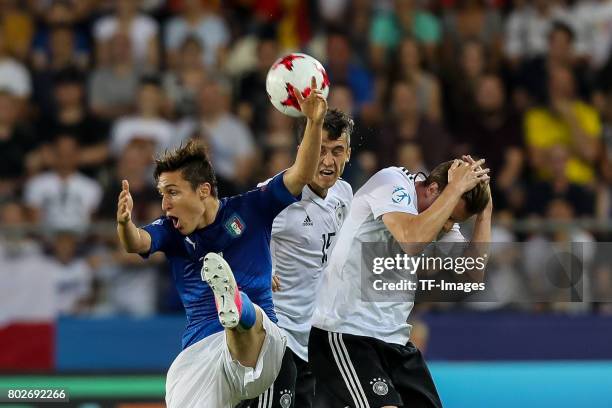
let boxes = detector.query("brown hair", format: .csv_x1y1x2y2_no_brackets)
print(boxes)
154,139,218,196
424,160,490,215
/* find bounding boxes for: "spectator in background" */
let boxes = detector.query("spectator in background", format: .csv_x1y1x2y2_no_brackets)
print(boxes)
164,0,230,70
525,64,601,186
325,28,374,111
516,21,589,108
525,145,595,217
179,76,256,194
30,0,90,71
97,140,158,224
390,36,442,122
458,74,524,210
0,0,34,61
93,0,159,69
443,39,486,133
369,0,441,70
0,90,37,199
0,31,31,109
163,35,207,118
504,0,570,66
37,68,109,177
441,0,503,68
379,81,451,171
237,31,279,137
46,229,95,315
110,76,174,158
572,0,612,70
30,24,85,113
88,32,140,120
24,135,102,232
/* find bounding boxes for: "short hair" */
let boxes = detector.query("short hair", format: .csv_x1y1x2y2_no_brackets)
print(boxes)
154,140,218,196
298,108,354,146
549,21,575,42
424,160,490,215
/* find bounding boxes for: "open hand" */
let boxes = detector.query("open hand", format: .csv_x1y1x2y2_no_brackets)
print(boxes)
447,158,490,194
293,76,327,124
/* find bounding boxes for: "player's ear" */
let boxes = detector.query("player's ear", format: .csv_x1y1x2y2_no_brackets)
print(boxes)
426,182,440,197
198,183,211,200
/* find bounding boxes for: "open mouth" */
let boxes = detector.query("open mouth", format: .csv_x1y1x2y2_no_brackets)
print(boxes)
320,169,334,177
167,215,181,229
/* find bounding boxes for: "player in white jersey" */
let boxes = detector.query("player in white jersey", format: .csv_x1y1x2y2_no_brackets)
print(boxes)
310,157,492,408
238,109,354,408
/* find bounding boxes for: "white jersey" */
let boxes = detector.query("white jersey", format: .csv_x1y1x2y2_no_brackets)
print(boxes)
311,167,464,345
268,180,353,362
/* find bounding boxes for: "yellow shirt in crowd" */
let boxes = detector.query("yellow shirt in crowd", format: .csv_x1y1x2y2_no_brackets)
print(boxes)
525,101,601,185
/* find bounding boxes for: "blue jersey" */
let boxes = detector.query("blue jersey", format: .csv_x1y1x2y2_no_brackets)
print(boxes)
141,172,299,349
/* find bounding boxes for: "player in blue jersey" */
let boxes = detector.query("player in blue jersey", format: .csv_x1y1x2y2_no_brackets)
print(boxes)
116,78,327,408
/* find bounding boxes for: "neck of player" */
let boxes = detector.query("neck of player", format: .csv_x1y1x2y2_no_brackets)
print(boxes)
308,183,328,198
197,197,221,229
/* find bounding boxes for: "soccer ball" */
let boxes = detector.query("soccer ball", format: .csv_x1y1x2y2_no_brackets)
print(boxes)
266,53,330,117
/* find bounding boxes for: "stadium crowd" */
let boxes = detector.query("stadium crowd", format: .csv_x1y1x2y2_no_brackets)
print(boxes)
0,0,611,317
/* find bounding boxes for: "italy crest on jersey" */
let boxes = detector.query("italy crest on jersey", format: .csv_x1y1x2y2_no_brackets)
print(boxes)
225,214,246,238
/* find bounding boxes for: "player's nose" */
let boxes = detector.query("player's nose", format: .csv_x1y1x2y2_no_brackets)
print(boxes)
161,195,172,211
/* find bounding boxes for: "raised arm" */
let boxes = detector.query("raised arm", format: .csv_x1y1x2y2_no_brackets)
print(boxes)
117,180,152,254
383,160,489,252
283,77,327,196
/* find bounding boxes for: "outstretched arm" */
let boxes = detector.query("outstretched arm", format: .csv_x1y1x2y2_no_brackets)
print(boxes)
117,180,152,254
283,77,327,196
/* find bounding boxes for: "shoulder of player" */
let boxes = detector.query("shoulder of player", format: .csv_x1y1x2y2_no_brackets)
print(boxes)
333,178,353,197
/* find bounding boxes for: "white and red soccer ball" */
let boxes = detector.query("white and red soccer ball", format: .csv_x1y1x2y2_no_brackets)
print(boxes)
266,53,330,117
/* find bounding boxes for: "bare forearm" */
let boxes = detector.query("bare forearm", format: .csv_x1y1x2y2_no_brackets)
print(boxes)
284,118,322,195
402,186,463,243
117,221,150,253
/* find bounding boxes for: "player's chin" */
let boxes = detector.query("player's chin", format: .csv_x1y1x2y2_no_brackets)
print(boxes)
314,174,337,188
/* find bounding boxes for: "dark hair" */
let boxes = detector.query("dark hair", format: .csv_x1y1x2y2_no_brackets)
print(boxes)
139,73,162,88
424,160,490,215
549,21,575,42
298,108,354,146
154,140,218,196
54,66,84,86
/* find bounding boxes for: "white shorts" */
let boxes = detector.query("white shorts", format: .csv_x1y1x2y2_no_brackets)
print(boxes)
165,311,287,408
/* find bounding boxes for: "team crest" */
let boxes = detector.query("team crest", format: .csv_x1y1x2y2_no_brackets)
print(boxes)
279,389,293,408
334,202,346,226
370,377,389,396
224,214,246,238
391,186,411,205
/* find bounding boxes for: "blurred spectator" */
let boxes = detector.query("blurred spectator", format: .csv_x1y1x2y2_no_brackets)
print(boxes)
0,0,34,61
164,0,230,70
237,33,280,136
441,0,503,66
110,76,174,157
504,0,570,65
37,68,110,176
516,21,589,107
347,0,374,66
390,36,443,122
88,32,140,120
369,0,441,69
179,76,256,193
442,39,486,133
378,81,452,170
0,90,37,199
97,141,158,224
93,0,159,69
525,64,601,186
325,28,374,111
525,145,596,217
397,141,428,174
30,1,90,71
30,23,86,113
163,35,207,118
23,135,102,231
458,74,524,209
46,230,95,315
0,31,31,105
573,0,612,70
